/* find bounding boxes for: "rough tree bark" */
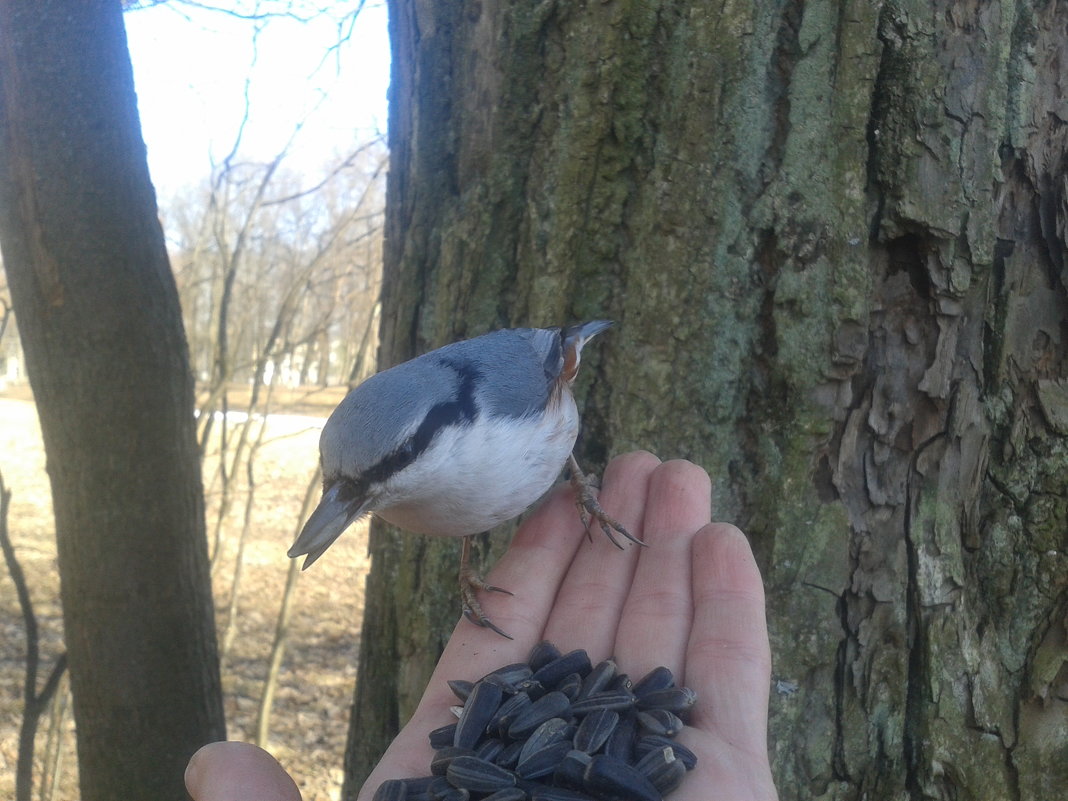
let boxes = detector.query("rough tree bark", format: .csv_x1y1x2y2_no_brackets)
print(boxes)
0,2,225,799
346,1,1067,799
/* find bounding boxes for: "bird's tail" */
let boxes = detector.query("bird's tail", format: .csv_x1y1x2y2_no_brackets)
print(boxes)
288,481,369,569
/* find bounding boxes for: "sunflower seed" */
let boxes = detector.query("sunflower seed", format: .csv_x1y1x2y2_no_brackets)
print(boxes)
631,666,675,698
577,660,617,701
527,640,563,672
508,691,572,739
482,662,535,689
514,678,548,700
635,735,697,771
475,737,506,763
634,746,687,794
417,647,698,799
517,717,571,765
491,692,533,738
402,775,437,797
568,688,636,716
636,709,684,737
448,679,474,703
454,681,504,749
481,789,527,801
557,672,584,701
532,649,592,687
516,740,573,779
573,708,619,754
602,712,637,763
446,755,517,793
529,787,598,801
582,754,661,801
372,778,408,801
429,722,459,749
431,747,475,776
635,687,696,715
553,749,593,790
427,776,453,798
495,740,525,769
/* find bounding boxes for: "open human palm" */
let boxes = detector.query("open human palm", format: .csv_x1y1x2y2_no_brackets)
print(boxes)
186,452,777,801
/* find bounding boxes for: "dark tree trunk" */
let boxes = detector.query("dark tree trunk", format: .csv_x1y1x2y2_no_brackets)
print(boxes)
347,1,1067,799
0,2,225,799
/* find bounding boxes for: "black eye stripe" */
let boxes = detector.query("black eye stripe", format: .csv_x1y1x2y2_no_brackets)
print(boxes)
543,329,564,384
360,359,481,486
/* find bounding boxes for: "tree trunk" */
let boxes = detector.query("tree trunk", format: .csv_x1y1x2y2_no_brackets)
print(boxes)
347,1,1067,799
0,2,225,799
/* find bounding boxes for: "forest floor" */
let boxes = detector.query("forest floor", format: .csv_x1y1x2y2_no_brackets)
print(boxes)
0,392,370,801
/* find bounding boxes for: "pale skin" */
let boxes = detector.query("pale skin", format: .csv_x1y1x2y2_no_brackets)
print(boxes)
185,451,779,801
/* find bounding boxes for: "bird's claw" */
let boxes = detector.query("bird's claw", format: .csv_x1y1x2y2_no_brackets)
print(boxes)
568,454,646,549
462,604,514,640
459,536,514,639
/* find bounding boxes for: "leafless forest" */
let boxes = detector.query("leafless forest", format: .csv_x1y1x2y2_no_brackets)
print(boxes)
0,7,388,792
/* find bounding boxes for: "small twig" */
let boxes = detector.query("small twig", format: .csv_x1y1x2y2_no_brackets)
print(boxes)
262,136,384,208
255,464,321,746
0,297,11,342
0,472,68,801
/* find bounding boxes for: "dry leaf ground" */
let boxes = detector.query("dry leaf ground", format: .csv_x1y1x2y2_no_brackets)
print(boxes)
0,394,370,801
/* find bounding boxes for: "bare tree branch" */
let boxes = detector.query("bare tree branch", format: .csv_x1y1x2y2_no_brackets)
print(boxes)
263,137,385,208
0,472,68,801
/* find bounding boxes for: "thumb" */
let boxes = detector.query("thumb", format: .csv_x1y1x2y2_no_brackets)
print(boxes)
185,741,302,801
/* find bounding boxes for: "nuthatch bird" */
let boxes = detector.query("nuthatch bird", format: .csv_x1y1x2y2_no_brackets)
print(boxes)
288,320,641,637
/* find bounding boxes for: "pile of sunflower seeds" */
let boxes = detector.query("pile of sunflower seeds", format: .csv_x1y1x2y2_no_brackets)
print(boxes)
373,641,698,801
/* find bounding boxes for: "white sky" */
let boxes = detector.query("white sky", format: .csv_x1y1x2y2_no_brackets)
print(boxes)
123,2,390,199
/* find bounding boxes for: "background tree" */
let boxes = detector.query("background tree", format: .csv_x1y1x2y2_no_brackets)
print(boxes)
347,1,1068,799
0,2,225,800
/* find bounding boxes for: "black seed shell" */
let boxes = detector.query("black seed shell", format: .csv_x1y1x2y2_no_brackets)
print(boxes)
573,708,619,754
372,778,408,801
429,722,459,749
532,649,592,687
516,740,574,779
454,681,504,749
631,666,675,698
526,641,563,672
446,755,517,793
569,689,636,716
508,691,572,739
582,754,662,801
577,660,618,701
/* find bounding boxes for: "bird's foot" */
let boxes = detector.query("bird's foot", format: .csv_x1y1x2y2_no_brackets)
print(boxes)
568,454,646,549
459,535,514,639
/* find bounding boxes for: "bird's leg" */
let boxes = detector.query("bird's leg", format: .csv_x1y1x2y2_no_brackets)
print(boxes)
458,534,514,640
568,453,646,549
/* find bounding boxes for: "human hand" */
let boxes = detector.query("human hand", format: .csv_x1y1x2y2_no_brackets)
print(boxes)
358,451,777,800
185,452,777,801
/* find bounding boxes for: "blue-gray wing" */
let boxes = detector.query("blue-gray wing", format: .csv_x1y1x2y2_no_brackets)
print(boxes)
318,327,563,481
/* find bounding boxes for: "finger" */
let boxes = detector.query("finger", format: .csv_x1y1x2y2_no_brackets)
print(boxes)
685,523,771,754
615,460,712,679
185,741,301,801
470,478,590,644
359,481,593,798
425,478,590,688
542,450,661,658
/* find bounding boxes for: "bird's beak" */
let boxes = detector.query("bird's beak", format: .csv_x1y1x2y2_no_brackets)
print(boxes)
287,481,369,569
560,320,614,382
569,319,613,347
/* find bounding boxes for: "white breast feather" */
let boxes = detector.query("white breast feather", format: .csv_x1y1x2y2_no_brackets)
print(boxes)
374,395,579,537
